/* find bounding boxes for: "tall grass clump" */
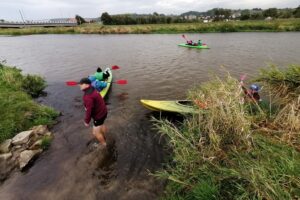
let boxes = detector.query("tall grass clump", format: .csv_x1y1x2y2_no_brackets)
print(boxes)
0,62,58,143
154,70,300,200
255,65,300,103
187,75,254,153
255,65,300,148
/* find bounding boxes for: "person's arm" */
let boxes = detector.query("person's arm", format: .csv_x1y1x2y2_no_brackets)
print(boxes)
84,97,94,124
240,81,248,95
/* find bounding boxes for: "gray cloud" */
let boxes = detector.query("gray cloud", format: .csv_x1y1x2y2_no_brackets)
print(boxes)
0,0,299,21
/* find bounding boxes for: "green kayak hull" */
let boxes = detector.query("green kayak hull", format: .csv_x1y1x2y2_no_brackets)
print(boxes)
178,43,209,49
140,99,197,114
100,68,112,98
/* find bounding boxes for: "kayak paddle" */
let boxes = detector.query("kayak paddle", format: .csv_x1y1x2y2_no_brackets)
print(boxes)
111,65,120,70
240,74,247,81
182,34,188,43
66,79,127,86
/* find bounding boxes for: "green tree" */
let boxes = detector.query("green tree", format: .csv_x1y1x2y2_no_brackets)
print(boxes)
263,8,278,18
240,10,251,20
251,12,263,20
75,15,86,25
293,6,300,18
279,10,292,18
166,17,172,24
100,12,113,25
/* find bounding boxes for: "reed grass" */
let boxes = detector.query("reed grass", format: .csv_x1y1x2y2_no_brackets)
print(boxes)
255,65,300,149
154,66,300,200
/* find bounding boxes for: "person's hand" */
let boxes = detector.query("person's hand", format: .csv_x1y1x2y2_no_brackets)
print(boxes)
84,122,89,127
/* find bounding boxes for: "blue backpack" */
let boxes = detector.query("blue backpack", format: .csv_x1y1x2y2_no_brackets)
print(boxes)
91,80,107,91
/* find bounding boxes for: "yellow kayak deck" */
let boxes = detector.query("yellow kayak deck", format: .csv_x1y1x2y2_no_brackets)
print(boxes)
140,99,197,114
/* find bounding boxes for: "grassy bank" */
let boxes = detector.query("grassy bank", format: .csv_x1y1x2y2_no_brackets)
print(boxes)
0,19,300,35
0,62,58,143
155,65,300,199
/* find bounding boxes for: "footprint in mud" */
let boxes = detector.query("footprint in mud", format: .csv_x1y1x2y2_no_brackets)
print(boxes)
73,96,83,108
74,96,81,102
116,92,129,101
92,141,118,188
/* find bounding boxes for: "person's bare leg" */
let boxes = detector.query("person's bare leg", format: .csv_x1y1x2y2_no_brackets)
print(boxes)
100,125,107,139
93,126,106,145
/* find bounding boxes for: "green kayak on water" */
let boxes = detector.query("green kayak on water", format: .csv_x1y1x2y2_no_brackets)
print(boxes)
99,68,112,98
178,43,209,49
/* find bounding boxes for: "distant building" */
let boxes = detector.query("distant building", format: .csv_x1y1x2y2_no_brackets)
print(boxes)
49,18,77,23
265,17,273,20
231,12,241,19
68,18,77,23
84,18,100,23
184,15,197,20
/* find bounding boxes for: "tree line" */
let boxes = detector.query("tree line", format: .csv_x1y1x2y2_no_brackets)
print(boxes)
100,12,187,25
240,7,300,20
77,6,300,25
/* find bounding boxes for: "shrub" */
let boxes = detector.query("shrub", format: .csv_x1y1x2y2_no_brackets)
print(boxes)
41,136,52,150
22,74,46,98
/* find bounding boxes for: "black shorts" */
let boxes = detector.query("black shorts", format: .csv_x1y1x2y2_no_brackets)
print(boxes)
93,114,107,127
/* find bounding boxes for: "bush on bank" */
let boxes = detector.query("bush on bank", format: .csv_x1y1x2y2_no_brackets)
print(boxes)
0,63,58,143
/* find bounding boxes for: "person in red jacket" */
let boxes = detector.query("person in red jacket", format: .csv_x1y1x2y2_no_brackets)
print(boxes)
79,78,108,147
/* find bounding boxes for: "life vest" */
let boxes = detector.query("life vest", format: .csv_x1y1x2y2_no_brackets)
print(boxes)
94,72,104,81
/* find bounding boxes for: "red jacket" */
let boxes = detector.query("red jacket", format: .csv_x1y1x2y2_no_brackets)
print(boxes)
83,86,107,124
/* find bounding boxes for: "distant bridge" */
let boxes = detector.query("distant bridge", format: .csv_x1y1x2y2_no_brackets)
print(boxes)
0,22,77,28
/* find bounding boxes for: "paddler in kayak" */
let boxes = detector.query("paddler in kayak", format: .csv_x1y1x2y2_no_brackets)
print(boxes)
88,67,110,91
187,40,193,45
198,40,202,46
79,78,108,148
95,67,110,81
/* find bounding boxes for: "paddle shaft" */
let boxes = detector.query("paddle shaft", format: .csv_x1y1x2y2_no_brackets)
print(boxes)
66,80,127,86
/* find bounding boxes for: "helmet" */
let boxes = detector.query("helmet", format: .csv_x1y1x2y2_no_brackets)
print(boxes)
250,84,260,92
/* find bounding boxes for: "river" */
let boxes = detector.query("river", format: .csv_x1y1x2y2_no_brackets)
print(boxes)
0,33,299,200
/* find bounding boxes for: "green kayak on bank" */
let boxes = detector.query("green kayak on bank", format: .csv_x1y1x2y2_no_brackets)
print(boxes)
178,43,209,49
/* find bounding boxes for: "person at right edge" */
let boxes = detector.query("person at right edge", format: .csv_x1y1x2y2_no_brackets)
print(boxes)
79,77,108,148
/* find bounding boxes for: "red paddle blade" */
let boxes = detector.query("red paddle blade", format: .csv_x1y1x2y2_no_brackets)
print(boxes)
111,65,120,70
115,80,127,85
182,34,186,38
66,81,78,86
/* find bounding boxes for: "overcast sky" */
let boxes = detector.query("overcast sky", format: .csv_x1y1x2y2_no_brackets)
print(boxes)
1,0,299,21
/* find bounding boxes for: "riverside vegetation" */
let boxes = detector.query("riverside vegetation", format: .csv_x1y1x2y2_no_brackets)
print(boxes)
154,65,300,200
0,62,58,143
0,19,299,35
